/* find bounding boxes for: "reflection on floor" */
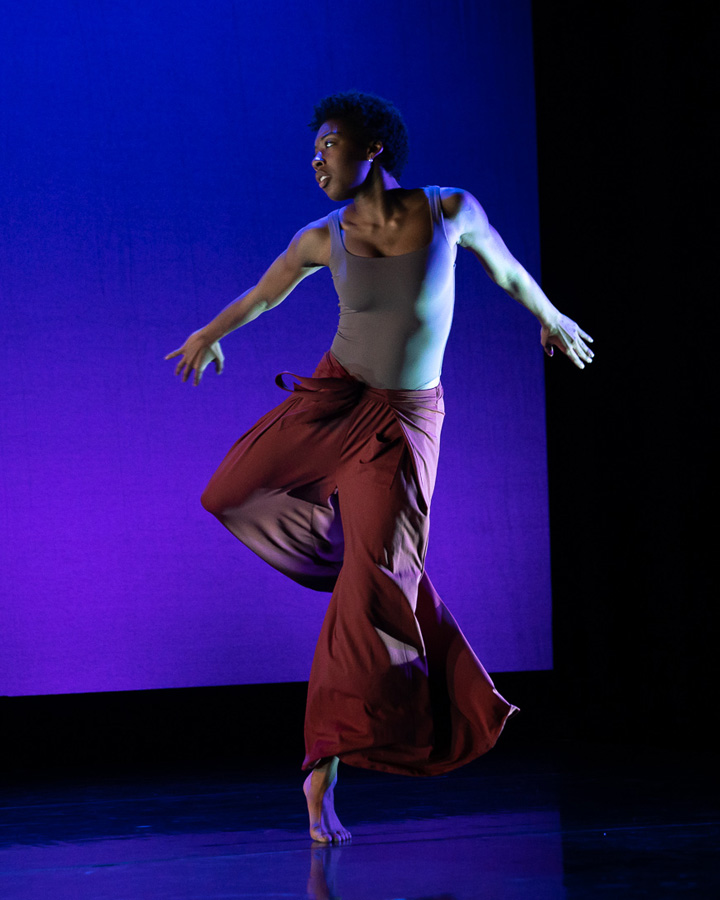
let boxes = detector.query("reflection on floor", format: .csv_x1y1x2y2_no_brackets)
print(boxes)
1,743,718,899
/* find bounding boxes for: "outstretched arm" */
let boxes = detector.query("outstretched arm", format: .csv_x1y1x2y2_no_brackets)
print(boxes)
166,222,329,385
442,189,594,369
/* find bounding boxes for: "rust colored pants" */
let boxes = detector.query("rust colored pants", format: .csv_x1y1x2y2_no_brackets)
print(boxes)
202,351,516,776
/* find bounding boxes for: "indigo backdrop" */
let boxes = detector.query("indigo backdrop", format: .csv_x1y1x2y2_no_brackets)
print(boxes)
1,0,549,695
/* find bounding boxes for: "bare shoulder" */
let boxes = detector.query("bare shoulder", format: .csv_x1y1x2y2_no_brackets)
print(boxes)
438,187,490,246
438,186,467,219
438,187,486,220
289,215,332,269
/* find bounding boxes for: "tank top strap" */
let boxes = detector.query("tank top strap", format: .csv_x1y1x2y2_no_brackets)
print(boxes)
327,209,345,261
425,185,443,225
425,185,452,245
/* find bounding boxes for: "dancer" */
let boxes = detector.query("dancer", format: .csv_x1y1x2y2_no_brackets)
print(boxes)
166,91,593,844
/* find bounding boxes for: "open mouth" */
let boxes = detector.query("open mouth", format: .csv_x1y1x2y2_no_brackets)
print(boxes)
318,174,330,188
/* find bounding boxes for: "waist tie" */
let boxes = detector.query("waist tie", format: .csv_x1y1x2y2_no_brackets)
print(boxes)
274,352,445,509
275,370,366,425
275,370,442,423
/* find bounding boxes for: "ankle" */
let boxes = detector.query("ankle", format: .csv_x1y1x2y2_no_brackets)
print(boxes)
311,756,339,784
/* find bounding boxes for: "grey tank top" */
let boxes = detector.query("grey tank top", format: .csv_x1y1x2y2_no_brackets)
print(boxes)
328,185,457,390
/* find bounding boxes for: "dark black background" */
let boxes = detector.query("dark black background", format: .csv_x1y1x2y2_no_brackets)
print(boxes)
534,0,713,749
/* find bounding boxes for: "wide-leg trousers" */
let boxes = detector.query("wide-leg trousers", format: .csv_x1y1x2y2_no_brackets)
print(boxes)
201,351,516,776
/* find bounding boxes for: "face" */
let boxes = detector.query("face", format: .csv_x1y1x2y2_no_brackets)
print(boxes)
312,119,373,201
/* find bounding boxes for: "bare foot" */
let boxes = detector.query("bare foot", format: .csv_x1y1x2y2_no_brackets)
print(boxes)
303,757,352,843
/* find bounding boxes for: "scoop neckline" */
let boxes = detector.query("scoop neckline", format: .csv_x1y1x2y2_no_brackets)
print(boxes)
337,189,434,260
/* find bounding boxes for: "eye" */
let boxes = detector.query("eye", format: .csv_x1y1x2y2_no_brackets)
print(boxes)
324,140,335,148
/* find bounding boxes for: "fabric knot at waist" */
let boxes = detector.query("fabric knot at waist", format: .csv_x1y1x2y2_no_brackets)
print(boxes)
274,369,367,426
275,351,445,511
275,350,443,422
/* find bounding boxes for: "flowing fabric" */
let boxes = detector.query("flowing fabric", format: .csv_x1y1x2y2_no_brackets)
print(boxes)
202,351,517,775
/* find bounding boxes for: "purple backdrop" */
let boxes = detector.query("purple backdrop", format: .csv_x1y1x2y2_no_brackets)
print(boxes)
1,0,550,696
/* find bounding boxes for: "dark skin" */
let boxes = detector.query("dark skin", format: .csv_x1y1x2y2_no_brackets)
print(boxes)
312,121,433,257
338,187,433,256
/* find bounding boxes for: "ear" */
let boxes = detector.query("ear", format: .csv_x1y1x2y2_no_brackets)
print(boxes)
367,140,384,163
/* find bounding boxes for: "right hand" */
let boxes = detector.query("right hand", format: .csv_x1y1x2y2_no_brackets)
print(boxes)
165,331,225,386
541,314,594,370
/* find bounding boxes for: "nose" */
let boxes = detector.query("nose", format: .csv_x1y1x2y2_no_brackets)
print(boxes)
312,150,324,169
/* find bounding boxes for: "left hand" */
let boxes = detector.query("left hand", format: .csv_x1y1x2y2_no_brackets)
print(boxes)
165,331,225,385
541,314,594,369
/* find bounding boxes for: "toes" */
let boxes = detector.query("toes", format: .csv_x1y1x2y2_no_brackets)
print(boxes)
310,828,352,844
311,830,332,843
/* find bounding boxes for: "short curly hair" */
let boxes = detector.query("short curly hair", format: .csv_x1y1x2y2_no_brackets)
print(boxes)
309,91,409,178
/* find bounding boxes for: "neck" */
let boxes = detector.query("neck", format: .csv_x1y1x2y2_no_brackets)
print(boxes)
350,165,403,221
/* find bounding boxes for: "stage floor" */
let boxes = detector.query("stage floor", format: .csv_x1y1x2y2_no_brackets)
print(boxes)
2,743,717,899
